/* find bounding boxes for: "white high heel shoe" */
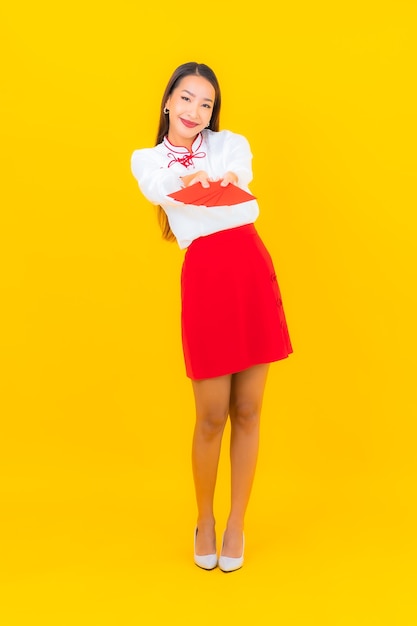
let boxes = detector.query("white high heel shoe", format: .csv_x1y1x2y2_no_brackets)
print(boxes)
218,532,245,572
194,528,217,570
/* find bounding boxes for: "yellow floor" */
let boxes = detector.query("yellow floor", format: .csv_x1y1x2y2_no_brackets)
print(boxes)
1,421,416,626
2,1,417,623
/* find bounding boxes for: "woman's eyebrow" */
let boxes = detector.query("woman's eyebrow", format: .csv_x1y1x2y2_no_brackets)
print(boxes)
181,89,214,103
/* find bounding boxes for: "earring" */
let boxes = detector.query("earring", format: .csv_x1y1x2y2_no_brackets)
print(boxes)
206,123,210,128
163,107,169,114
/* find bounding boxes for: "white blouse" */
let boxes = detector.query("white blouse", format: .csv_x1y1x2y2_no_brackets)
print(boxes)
130,129,259,249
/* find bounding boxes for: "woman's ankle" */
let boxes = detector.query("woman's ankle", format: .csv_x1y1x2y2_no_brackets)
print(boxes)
196,516,216,531
225,517,244,534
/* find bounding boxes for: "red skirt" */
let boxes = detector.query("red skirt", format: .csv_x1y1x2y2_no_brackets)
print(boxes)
181,223,293,380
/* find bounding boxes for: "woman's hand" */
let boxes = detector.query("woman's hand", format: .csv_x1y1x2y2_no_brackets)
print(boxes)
220,171,238,187
180,171,211,188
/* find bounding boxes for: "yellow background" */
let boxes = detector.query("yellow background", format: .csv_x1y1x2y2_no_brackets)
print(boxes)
1,1,416,624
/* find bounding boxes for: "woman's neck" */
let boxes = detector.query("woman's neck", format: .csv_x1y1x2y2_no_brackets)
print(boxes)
166,133,199,152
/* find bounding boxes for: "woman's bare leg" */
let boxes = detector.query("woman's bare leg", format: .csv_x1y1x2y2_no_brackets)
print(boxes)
191,374,231,556
222,363,270,557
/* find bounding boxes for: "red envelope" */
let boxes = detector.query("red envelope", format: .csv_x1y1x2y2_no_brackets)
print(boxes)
168,180,256,206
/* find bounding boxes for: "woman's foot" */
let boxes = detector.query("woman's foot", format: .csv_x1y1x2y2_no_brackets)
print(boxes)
194,522,217,570
218,525,245,572
220,525,244,558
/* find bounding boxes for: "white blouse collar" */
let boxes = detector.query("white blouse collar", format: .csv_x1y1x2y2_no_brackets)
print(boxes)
163,133,206,169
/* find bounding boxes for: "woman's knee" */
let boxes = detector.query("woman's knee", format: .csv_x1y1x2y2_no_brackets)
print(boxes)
196,407,229,438
229,402,260,432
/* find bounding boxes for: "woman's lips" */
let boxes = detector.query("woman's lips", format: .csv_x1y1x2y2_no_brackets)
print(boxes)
180,118,199,128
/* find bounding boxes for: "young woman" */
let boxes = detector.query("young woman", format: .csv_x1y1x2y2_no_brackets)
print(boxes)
131,62,292,572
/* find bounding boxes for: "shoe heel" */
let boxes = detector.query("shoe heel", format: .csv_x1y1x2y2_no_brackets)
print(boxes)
218,532,245,572
194,528,217,570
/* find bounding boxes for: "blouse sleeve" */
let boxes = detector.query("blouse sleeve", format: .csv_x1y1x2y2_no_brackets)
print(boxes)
222,132,254,188
130,148,184,206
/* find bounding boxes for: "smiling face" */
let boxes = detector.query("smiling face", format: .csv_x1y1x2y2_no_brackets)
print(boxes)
165,74,215,148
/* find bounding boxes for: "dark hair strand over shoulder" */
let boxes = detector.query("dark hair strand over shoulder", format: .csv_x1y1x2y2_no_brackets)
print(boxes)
155,62,222,242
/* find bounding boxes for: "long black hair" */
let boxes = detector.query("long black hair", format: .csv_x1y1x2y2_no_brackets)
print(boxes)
155,61,221,145
155,62,222,241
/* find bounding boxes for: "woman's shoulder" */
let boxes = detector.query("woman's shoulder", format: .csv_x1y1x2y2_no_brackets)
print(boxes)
206,128,247,141
205,129,250,149
131,142,164,164
130,143,168,180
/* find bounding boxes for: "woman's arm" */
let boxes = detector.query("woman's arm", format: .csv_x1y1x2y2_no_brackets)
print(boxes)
180,171,211,188
131,149,185,205
221,132,253,188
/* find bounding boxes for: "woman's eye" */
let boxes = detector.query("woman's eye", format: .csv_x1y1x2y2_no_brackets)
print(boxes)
181,96,191,102
202,104,211,109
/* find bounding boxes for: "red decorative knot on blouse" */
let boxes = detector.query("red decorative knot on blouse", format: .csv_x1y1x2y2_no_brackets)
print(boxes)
164,134,206,169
